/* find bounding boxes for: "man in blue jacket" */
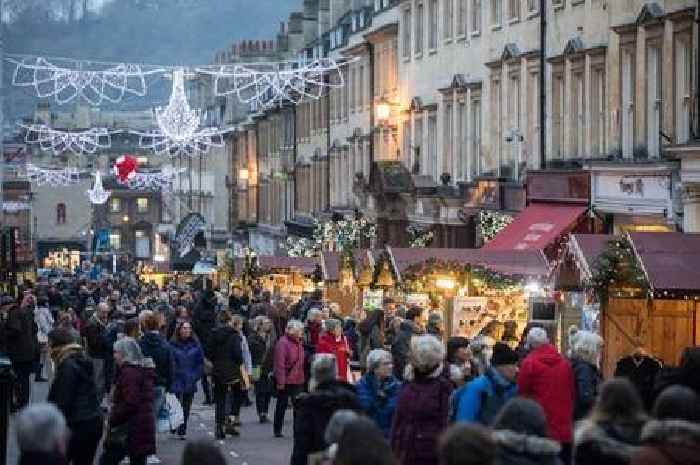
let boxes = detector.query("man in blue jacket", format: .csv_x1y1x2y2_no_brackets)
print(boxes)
454,342,518,425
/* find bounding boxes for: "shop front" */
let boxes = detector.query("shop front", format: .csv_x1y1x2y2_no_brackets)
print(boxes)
37,240,86,271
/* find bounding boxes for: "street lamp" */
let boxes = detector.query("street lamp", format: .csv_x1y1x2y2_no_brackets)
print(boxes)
122,215,129,223
375,98,393,123
238,168,249,181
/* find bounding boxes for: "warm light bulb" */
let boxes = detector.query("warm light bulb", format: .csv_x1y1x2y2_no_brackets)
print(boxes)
239,168,249,181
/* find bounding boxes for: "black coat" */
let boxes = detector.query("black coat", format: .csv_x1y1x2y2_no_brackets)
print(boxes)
574,420,645,465
614,354,662,410
139,332,174,388
205,325,243,384
192,295,217,344
48,348,102,425
571,357,602,421
81,316,109,359
493,430,562,465
391,321,421,380
291,380,360,465
5,305,37,364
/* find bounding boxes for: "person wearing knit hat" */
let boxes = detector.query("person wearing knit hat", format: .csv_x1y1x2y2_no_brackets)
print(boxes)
452,343,518,425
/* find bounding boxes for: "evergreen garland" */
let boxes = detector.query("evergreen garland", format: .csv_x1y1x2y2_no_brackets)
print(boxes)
479,210,514,243
589,236,648,299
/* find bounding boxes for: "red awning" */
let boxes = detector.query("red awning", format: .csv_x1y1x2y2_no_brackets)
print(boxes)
482,203,588,252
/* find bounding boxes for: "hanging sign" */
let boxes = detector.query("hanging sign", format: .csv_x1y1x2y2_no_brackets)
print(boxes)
362,289,384,311
451,296,488,338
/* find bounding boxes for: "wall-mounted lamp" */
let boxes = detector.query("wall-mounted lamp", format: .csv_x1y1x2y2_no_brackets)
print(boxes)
376,99,392,122
238,168,249,181
122,215,130,223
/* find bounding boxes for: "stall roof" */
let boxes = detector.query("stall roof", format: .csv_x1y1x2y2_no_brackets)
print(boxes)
569,234,614,280
630,232,700,293
387,247,549,281
482,203,588,254
321,249,378,281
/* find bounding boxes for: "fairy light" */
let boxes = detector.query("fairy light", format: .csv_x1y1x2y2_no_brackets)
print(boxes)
21,123,112,155
26,163,82,186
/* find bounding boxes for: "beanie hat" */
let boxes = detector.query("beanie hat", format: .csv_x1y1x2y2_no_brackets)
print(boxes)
491,342,518,366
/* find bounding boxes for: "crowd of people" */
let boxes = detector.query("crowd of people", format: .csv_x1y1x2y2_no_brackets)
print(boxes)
2,271,700,465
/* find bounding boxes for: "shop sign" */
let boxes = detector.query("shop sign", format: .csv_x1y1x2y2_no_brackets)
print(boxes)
451,296,488,337
406,293,430,309
362,289,384,311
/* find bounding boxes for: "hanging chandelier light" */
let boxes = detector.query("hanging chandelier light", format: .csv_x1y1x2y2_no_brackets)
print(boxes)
132,69,230,157
86,171,111,204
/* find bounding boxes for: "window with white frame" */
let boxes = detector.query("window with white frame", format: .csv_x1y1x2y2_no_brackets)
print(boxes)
443,0,453,40
491,0,503,26
416,2,424,54
507,0,519,21
647,44,662,158
428,0,438,49
413,115,424,173
427,112,438,178
471,0,481,34
470,95,481,178
552,70,564,158
456,0,466,36
109,232,122,250
591,66,606,157
443,102,454,178
675,37,691,144
403,7,412,58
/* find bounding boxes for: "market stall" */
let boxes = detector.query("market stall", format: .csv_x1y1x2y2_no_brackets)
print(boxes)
320,249,379,315
229,252,321,300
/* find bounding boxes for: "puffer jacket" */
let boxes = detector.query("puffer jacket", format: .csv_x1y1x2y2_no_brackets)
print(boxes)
455,367,517,425
574,419,645,465
139,331,174,388
291,380,360,465
631,419,700,465
48,344,102,425
355,372,401,437
169,338,204,394
206,325,243,384
571,357,602,421
493,430,563,465
518,344,575,443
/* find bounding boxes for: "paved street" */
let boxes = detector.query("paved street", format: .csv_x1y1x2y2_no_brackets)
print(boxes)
7,380,294,465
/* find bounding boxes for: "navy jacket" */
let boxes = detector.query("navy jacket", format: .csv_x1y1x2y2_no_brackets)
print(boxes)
139,331,174,388
169,338,204,395
355,373,401,437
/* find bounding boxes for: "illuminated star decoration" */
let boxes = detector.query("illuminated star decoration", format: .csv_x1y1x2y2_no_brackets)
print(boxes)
113,155,139,183
198,57,346,110
8,56,163,106
26,163,82,187
133,69,230,157
125,166,185,191
86,171,111,204
20,123,112,155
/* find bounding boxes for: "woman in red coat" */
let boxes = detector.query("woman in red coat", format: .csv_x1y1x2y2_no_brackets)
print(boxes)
100,337,156,465
316,318,351,382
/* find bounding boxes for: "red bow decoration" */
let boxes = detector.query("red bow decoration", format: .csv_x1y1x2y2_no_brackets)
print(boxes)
113,155,138,183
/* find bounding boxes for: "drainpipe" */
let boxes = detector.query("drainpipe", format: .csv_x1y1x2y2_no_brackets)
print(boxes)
539,0,547,169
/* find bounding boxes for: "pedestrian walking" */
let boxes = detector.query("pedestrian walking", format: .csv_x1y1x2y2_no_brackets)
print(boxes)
317,318,352,382
169,320,204,439
47,328,103,465
192,289,217,404
34,296,54,382
6,295,39,410
81,302,111,403
391,335,452,465
16,403,70,465
569,330,604,421
273,319,306,438
355,348,401,437
100,337,156,465
391,307,423,380
357,310,384,371
249,316,275,423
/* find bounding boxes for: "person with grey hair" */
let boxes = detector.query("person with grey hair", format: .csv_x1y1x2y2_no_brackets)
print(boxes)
291,353,359,465
273,318,306,437
16,403,69,465
391,335,452,465
355,348,401,437
99,337,156,465
317,318,352,382
569,330,604,421
518,326,575,462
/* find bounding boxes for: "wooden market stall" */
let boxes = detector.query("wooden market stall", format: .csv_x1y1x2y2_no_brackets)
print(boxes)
385,247,549,340
320,249,381,316
231,255,321,300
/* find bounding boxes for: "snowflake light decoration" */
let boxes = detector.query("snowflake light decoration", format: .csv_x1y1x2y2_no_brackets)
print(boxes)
86,171,111,204
175,213,206,257
26,163,82,187
198,57,347,109
125,166,185,191
8,56,162,106
20,123,112,155
133,69,230,157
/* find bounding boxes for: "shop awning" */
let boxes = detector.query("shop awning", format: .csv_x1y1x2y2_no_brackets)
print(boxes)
630,232,700,294
482,203,588,252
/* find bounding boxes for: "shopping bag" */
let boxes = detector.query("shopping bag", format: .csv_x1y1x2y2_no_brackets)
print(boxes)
165,393,185,430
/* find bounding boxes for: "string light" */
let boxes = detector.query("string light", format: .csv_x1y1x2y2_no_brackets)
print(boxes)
125,166,185,191
25,163,82,186
1,201,31,213
175,213,206,257
8,56,163,106
21,123,112,155
86,171,111,204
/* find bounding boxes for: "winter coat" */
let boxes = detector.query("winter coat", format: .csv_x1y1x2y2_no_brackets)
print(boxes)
614,354,662,411
355,372,401,437
139,331,174,388
358,320,383,369
191,295,217,345
574,419,645,465
110,363,156,458
249,332,274,377
631,419,700,465
48,345,102,426
5,305,38,363
390,371,452,465
240,333,253,374
169,338,204,395
80,315,109,359
206,325,244,384
34,306,54,344
316,332,351,382
571,357,602,421
19,451,67,465
518,344,575,443
391,321,422,380
273,334,305,386
455,367,517,425
291,380,360,465
493,430,563,465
